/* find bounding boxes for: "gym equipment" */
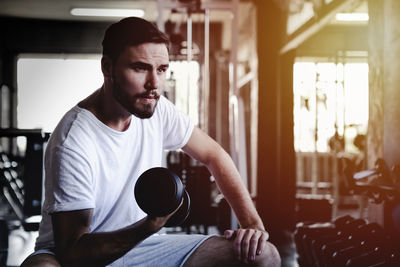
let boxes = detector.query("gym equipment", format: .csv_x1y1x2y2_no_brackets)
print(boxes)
347,158,400,204
0,128,50,217
295,215,400,267
296,216,365,267
134,167,190,227
157,0,250,231
0,129,49,233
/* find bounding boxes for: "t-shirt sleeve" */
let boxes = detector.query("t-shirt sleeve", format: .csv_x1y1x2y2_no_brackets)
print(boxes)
159,96,194,150
45,146,95,214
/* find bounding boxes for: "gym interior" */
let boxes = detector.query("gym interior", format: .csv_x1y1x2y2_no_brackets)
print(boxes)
0,0,400,266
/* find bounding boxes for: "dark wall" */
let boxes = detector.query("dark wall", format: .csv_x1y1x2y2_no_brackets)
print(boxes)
0,17,108,54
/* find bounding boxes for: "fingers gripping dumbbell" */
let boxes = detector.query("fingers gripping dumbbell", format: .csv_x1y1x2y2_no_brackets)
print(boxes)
134,167,190,227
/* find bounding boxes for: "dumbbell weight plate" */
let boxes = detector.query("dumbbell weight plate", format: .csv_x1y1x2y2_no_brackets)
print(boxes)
135,167,184,217
134,167,191,227
165,190,190,227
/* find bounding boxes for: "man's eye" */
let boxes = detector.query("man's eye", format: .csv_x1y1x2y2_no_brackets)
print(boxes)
157,68,167,73
133,66,146,71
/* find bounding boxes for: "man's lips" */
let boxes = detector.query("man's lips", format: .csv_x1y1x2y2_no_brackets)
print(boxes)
136,93,160,101
143,95,157,99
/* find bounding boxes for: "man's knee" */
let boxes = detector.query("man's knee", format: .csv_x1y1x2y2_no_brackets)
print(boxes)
254,242,281,267
185,236,280,267
21,253,61,267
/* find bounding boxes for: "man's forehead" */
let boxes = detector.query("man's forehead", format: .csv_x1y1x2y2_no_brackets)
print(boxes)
126,42,169,55
123,43,169,63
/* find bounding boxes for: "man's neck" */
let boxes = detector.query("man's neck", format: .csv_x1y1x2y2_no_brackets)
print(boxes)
78,85,132,132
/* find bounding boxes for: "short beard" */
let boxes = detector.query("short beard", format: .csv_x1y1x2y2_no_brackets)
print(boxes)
111,73,159,119
131,96,158,119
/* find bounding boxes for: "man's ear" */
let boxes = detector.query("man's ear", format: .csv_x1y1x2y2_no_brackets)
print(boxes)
101,55,113,78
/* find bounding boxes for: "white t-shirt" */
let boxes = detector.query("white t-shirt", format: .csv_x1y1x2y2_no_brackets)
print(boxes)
35,96,194,250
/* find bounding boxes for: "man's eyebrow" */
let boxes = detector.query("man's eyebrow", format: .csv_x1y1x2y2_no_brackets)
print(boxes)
159,63,169,69
130,61,153,70
130,62,169,70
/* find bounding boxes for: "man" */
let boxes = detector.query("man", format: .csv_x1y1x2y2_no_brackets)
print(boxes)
22,17,280,267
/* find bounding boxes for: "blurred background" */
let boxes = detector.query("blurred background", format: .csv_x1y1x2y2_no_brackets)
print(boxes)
0,0,399,266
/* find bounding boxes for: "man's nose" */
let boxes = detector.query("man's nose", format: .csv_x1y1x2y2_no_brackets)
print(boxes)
145,70,159,90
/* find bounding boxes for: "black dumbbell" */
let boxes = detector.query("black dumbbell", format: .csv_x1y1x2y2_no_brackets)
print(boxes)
134,167,190,227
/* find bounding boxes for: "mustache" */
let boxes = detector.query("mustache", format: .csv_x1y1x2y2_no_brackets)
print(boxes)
135,91,160,99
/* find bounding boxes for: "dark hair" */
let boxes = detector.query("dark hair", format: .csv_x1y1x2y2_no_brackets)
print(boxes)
102,17,170,62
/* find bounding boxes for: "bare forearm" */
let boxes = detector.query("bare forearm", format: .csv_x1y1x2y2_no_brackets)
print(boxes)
57,217,158,267
183,127,264,230
206,147,264,230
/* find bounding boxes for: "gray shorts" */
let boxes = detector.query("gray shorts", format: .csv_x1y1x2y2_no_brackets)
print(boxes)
31,234,215,267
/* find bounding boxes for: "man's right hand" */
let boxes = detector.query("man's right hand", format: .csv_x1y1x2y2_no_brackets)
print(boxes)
144,199,184,232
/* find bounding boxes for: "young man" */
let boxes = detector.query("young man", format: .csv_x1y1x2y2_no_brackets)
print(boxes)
22,17,280,267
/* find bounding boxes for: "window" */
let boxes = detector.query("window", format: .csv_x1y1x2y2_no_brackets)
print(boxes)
166,61,200,126
293,59,368,153
17,54,103,132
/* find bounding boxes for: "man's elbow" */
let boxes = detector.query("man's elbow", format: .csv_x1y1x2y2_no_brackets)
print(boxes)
55,249,77,267
55,247,89,267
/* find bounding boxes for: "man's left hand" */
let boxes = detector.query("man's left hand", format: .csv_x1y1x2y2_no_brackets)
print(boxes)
224,228,269,264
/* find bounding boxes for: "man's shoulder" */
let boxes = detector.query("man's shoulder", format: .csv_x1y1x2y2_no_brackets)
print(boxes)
48,106,97,150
